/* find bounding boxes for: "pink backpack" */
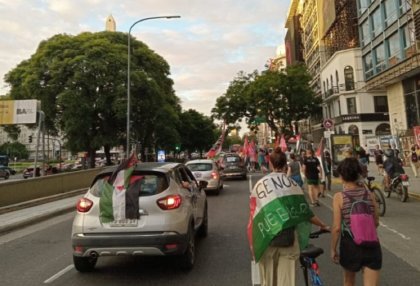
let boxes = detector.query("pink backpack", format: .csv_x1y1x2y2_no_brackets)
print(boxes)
342,190,379,247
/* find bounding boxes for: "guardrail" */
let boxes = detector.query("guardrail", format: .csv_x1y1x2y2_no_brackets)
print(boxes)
0,168,103,207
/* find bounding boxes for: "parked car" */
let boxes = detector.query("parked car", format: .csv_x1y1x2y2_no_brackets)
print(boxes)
22,167,41,179
71,162,208,272
186,159,223,195
220,153,247,180
0,167,10,180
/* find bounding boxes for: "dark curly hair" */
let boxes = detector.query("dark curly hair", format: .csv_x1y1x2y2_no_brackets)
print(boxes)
336,157,362,182
270,147,287,170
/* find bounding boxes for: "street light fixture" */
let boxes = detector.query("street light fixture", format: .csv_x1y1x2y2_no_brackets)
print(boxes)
126,15,181,158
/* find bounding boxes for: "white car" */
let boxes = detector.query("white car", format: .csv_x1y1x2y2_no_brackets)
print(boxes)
71,162,208,272
186,159,223,195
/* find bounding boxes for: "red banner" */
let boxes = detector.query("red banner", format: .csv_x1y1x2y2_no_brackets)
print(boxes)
414,126,420,146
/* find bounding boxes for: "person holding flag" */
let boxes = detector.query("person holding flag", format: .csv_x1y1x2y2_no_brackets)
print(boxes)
248,147,329,286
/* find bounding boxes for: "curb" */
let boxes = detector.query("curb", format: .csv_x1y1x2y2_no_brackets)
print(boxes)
0,205,75,236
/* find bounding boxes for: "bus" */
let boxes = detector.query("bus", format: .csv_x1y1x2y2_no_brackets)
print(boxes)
0,155,9,166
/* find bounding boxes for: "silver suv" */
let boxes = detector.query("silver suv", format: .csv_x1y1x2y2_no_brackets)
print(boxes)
71,162,208,272
186,159,223,195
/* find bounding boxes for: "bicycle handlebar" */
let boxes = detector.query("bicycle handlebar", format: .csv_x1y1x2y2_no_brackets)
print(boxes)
309,229,330,239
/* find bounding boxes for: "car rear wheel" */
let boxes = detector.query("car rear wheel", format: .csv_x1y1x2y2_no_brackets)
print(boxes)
179,224,195,270
73,255,97,272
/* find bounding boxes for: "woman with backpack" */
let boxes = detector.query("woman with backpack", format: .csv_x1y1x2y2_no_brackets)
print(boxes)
331,157,382,286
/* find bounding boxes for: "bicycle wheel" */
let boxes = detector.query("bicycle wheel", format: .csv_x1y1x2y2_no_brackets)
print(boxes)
383,178,391,198
371,186,386,216
400,185,409,202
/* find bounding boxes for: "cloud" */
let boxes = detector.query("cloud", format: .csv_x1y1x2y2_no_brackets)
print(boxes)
0,0,288,119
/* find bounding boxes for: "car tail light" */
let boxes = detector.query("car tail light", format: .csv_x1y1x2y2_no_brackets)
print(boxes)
211,172,218,179
76,198,94,213
400,174,409,181
157,195,182,210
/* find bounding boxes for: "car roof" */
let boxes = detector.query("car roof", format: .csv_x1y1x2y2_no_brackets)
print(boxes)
186,159,214,164
98,162,182,176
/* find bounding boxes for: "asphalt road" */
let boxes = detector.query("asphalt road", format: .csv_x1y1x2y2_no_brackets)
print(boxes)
0,173,419,285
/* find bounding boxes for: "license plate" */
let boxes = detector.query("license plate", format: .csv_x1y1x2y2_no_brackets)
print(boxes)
402,181,409,186
109,219,138,227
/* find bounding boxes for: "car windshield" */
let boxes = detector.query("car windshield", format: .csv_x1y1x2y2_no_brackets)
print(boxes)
187,163,213,171
89,171,169,197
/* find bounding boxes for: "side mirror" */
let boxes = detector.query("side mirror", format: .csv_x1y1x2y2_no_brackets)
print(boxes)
198,180,208,190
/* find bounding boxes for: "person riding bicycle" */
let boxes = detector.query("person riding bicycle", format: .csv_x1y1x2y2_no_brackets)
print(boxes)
383,149,405,190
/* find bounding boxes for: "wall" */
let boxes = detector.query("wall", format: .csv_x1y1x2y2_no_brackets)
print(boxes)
0,168,104,207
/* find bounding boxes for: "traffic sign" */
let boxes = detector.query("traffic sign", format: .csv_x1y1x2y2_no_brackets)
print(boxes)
323,119,334,129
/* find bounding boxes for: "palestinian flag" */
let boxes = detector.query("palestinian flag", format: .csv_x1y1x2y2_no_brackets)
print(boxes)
247,172,314,262
99,153,139,223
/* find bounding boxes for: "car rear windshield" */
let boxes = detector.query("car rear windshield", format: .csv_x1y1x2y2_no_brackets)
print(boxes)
187,163,213,171
89,171,169,197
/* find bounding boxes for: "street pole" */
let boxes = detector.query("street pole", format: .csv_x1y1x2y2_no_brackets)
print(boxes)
126,15,181,158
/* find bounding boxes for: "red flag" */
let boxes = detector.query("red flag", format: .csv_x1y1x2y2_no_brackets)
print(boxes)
243,135,249,156
274,135,280,148
207,123,227,159
315,138,325,157
280,134,287,152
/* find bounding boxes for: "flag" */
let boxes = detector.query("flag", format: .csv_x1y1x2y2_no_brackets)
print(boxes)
315,138,326,182
243,135,249,157
247,172,313,262
99,153,139,223
280,134,287,152
274,135,280,149
207,123,227,159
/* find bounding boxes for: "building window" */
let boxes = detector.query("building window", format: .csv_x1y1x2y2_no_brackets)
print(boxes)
374,44,385,73
371,7,383,38
361,20,370,46
384,0,398,27
398,0,408,15
358,0,371,15
374,96,389,112
344,66,355,90
402,24,415,52
336,70,339,87
387,32,401,64
347,97,357,114
363,53,374,79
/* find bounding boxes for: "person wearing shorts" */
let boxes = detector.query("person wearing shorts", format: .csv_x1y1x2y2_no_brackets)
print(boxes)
302,148,322,206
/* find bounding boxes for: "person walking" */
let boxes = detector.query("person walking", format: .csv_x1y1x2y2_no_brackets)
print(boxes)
248,147,329,286
331,157,382,286
373,145,384,175
287,153,303,188
302,148,323,206
408,145,419,178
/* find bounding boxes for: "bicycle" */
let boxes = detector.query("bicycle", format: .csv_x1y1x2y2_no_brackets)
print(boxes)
364,176,386,216
300,229,329,286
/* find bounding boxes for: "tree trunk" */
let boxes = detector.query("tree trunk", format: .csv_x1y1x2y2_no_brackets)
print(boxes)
88,148,96,168
104,144,112,165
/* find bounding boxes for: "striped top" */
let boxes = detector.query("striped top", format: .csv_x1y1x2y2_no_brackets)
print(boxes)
341,187,375,227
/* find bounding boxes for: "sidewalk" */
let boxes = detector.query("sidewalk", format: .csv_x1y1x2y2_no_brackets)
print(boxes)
0,192,83,235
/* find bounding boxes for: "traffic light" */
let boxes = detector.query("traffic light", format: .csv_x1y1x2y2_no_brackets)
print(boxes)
28,135,33,143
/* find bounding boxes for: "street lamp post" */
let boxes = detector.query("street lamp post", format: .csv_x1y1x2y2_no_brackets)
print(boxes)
126,15,181,158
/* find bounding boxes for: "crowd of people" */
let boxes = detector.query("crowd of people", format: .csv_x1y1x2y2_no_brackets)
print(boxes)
249,142,383,286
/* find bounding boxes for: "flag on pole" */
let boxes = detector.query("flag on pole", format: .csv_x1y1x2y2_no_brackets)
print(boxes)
243,135,249,157
207,123,227,159
280,134,287,152
247,172,313,262
315,138,326,182
99,153,139,223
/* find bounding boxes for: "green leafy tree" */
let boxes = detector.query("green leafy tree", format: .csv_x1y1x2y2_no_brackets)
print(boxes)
179,109,216,156
0,142,30,160
5,32,180,166
212,64,321,137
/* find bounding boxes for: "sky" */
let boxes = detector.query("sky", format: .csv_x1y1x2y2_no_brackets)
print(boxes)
0,0,288,122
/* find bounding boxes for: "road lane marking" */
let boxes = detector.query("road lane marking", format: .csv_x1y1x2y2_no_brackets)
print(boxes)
44,264,74,284
379,222,411,240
